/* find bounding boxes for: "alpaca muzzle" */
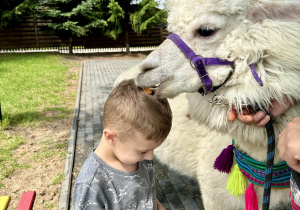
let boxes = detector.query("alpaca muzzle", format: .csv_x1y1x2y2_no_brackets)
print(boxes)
167,33,263,96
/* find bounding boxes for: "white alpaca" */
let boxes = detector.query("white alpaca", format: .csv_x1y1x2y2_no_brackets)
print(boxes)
115,0,300,209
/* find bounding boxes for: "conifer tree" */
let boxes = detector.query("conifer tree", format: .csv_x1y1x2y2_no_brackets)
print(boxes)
40,0,166,53
40,0,107,54
130,0,166,34
105,0,167,52
0,0,39,28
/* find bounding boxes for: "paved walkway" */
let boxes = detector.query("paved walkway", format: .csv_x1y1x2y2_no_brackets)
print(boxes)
68,60,204,210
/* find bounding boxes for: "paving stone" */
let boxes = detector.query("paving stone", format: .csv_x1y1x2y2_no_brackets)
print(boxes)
164,193,186,210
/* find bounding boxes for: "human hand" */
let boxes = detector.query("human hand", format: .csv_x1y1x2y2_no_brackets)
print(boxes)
228,108,270,127
228,97,294,127
277,117,300,173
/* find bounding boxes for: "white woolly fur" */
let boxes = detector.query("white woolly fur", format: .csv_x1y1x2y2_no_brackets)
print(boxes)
115,0,300,209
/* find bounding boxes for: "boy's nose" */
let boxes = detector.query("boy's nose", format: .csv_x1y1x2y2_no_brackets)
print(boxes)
144,151,154,160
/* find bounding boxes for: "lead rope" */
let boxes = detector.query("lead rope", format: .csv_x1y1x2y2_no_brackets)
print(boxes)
262,118,275,210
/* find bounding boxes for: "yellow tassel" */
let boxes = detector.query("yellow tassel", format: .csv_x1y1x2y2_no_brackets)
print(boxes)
226,164,247,201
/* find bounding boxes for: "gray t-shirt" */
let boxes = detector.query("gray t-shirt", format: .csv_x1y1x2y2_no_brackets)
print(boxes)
72,152,157,210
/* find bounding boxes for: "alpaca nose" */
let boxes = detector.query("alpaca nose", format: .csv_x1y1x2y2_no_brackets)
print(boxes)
140,61,158,74
139,44,163,74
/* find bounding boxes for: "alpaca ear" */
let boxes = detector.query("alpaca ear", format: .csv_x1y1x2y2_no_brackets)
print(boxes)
247,1,300,23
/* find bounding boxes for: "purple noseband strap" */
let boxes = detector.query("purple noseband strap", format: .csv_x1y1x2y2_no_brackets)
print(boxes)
167,33,263,93
167,33,233,93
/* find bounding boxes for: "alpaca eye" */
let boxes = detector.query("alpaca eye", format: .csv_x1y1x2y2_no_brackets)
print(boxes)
197,28,215,37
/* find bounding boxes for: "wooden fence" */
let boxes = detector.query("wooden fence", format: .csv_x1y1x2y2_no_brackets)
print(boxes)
0,16,169,52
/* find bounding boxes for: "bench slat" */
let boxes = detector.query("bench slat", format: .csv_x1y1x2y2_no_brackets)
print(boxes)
16,191,36,210
0,196,11,210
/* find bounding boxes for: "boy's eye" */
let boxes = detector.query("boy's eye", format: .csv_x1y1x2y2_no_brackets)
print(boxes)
139,151,147,154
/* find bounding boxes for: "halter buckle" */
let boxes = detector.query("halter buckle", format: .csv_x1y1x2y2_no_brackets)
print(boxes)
189,55,202,69
203,92,228,106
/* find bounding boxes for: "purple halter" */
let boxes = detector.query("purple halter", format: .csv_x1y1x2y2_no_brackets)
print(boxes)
167,33,263,94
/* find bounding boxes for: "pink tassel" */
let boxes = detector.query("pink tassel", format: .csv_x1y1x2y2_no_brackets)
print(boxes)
213,144,234,173
291,199,300,210
245,183,258,210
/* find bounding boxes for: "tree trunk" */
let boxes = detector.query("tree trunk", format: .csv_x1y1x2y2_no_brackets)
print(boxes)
123,0,130,53
69,35,73,54
124,22,130,53
33,15,39,48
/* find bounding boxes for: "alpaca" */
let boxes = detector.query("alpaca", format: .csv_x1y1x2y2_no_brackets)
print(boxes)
115,0,300,209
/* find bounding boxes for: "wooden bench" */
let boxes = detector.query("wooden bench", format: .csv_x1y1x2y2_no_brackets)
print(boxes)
0,191,36,210
0,195,10,210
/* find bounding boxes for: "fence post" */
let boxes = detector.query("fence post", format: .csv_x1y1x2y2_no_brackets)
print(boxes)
160,27,163,43
68,36,73,54
124,23,130,53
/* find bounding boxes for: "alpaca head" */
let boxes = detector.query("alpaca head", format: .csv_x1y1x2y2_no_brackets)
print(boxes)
135,0,300,120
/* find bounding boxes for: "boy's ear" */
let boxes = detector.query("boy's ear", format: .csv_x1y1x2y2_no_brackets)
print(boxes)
103,128,117,146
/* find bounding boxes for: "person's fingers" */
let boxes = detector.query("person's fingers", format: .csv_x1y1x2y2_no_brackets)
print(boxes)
278,146,300,173
269,101,285,117
290,163,300,174
254,115,270,127
277,140,285,160
277,125,300,173
228,110,236,122
241,108,252,115
277,132,285,152
252,111,266,122
293,117,300,123
235,111,270,127
285,156,299,171
269,97,293,117
237,114,254,124
229,106,277,126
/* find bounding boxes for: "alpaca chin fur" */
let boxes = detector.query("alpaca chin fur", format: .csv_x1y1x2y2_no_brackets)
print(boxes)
115,0,300,209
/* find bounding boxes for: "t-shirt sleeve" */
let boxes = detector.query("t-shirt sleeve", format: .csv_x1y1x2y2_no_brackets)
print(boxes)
72,153,107,210
292,171,300,188
73,182,106,210
291,170,300,208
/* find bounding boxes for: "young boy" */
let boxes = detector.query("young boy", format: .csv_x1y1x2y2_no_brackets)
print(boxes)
72,79,172,210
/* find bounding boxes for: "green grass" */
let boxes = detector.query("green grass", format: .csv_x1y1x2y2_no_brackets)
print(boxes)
0,53,76,186
52,174,64,185
0,53,70,128
0,132,25,186
44,107,73,121
31,139,68,162
45,202,54,208
67,71,79,80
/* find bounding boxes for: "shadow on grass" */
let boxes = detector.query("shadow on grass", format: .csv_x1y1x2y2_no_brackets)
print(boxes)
1,107,73,128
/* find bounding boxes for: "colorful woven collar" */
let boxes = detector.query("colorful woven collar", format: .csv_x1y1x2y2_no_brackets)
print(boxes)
234,144,292,188
213,137,292,209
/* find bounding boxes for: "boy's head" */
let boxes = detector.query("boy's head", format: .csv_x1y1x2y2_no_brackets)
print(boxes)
103,79,172,142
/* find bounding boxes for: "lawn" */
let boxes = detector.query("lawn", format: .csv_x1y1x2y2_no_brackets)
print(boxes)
0,53,70,127
0,52,77,189
0,51,149,209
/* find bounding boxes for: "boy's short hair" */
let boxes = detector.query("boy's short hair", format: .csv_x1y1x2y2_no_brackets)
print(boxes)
103,79,172,142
